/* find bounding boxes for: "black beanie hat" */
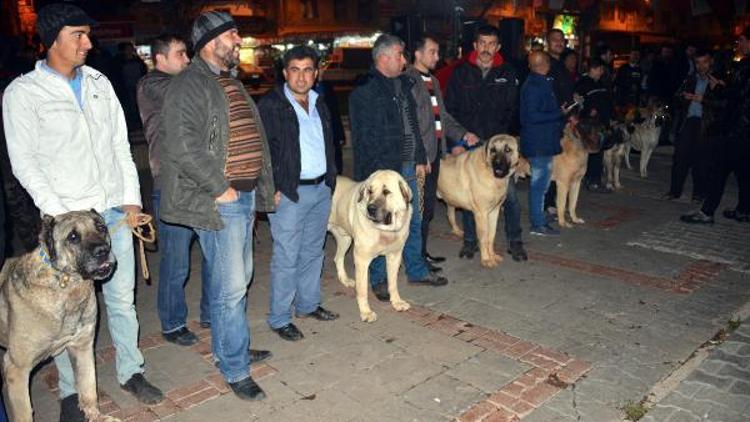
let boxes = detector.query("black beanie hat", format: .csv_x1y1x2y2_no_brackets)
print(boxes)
191,11,237,53
37,3,97,48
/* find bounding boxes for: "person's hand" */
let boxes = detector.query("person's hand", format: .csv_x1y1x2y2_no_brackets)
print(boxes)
691,94,703,103
121,204,142,215
216,187,238,203
590,108,598,117
274,191,282,206
708,74,725,89
451,146,466,156
425,162,432,174
682,92,694,100
463,132,480,146
416,164,427,178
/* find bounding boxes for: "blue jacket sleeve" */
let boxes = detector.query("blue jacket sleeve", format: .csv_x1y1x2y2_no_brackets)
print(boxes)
521,83,562,125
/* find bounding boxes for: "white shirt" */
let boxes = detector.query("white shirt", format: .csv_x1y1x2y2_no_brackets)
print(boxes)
2,60,141,216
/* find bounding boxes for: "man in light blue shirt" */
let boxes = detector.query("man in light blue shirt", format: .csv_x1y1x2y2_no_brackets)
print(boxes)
258,46,339,341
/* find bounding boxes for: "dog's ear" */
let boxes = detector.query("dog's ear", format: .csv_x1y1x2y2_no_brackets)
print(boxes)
399,179,412,205
40,214,57,262
357,184,368,203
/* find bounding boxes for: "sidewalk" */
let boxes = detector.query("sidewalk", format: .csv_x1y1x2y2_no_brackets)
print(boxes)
29,145,750,421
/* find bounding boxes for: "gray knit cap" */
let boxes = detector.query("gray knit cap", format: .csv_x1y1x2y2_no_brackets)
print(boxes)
37,3,97,48
191,11,237,53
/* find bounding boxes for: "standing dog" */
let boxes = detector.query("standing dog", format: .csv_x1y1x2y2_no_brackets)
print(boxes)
603,122,630,190
623,104,668,178
328,170,412,323
0,210,118,422
552,119,604,227
437,135,520,268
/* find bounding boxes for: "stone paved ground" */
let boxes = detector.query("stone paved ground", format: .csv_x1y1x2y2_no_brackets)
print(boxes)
25,145,750,421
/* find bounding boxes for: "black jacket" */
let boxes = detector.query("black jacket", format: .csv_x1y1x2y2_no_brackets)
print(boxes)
445,56,519,141
349,68,426,182
257,85,337,202
575,75,614,124
549,56,575,107
136,70,171,188
614,63,643,106
723,57,750,146
673,73,726,137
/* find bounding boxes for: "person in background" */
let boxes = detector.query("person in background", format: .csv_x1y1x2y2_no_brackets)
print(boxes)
615,49,643,108
577,58,614,193
562,49,579,83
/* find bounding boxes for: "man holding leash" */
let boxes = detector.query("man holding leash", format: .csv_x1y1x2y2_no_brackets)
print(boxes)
2,4,164,420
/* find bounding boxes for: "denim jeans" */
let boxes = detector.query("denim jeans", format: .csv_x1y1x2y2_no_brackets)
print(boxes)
529,156,554,228
153,190,211,333
195,191,255,383
267,182,331,329
56,207,144,398
462,179,523,246
369,162,429,286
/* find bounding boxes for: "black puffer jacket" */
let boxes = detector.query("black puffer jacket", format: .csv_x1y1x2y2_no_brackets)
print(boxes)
673,73,726,137
349,68,426,182
445,52,519,141
723,57,750,146
257,85,337,202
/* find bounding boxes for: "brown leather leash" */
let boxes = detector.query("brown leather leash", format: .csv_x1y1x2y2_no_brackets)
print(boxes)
114,213,157,284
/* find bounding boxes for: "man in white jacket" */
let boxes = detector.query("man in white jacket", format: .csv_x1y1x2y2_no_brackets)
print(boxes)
1,4,163,420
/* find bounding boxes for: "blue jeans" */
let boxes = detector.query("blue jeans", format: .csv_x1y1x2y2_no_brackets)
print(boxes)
529,156,554,228
153,191,211,333
195,191,255,383
369,163,429,286
268,183,331,329
462,179,523,246
56,207,144,398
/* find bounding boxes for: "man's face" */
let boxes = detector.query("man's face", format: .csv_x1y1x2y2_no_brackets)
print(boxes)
686,46,696,57
378,44,406,78
547,32,566,56
50,25,92,68
283,57,317,97
630,51,641,65
415,38,439,71
589,65,604,80
739,35,750,56
211,28,242,70
694,54,711,75
473,34,499,69
157,41,190,75
564,54,577,72
660,47,673,60
601,50,613,64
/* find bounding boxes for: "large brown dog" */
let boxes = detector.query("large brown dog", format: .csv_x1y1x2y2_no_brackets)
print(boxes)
0,210,118,422
551,119,604,227
437,135,521,268
328,170,412,323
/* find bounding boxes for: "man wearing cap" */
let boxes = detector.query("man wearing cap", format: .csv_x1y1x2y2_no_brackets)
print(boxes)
160,11,275,400
2,3,164,420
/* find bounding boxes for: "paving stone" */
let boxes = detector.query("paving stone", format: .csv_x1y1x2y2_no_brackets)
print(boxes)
444,351,527,394
665,409,702,422
402,373,486,416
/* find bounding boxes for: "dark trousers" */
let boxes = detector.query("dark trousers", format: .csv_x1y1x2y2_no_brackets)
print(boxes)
701,141,750,216
334,141,344,175
462,179,523,246
584,152,604,185
669,117,710,199
421,156,440,256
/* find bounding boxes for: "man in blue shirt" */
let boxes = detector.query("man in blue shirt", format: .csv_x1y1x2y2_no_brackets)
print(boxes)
258,46,339,341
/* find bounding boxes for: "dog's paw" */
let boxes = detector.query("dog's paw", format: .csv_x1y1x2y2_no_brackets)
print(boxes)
100,417,122,422
481,258,499,268
391,299,411,311
571,217,585,224
451,229,465,238
339,277,355,288
360,310,378,323
559,220,573,228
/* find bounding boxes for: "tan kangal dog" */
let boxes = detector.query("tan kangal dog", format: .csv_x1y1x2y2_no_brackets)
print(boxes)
328,170,412,322
438,135,521,268
0,210,119,422
552,119,605,227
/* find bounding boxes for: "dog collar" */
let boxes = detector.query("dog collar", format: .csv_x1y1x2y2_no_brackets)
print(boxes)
39,247,72,288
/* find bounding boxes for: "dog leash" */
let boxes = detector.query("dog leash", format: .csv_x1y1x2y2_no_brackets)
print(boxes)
113,213,157,284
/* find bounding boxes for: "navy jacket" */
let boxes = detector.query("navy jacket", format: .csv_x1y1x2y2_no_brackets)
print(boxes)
520,73,563,158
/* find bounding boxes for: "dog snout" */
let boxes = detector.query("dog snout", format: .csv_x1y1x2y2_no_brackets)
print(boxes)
383,212,393,225
93,243,111,260
492,154,511,178
367,204,378,218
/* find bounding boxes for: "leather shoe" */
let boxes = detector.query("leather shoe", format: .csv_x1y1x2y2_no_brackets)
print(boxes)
162,327,199,346
458,243,479,259
507,241,528,262
372,282,390,302
59,394,85,422
425,253,446,263
272,323,304,341
426,261,443,273
680,211,714,224
249,349,272,364
661,192,680,201
229,376,266,401
120,374,164,405
298,306,339,321
409,272,448,286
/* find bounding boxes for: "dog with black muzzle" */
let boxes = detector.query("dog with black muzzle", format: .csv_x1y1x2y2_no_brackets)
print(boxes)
622,103,669,178
437,134,521,268
0,210,119,422
551,118,605,228
328,170,412,323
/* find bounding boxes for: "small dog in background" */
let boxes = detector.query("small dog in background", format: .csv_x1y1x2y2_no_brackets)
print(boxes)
623,103,669,178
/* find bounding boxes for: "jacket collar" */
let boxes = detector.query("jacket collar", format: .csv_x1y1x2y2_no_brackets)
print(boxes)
467,50,504,69
35,59,103,82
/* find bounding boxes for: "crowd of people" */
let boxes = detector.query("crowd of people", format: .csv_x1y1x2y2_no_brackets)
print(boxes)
0,2,749,419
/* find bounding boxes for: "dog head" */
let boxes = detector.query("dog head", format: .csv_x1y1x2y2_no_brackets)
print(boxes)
40,210,116,281
484,134,520,179
566,118,604,153
357,170,412,231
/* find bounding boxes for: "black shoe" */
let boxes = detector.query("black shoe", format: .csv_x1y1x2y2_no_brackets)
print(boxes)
425,253,446,263
200,321,211,329
228,376,266,401
120,373,164,405
249,349,272,364
662,192,680,201
507,241,528,262
426,261,443,273
372,282,390,302
298,306,339,321
272,323,304,341
409,272,449,286
60,394,85,422
723,209,750,222
162,327,199,346
458,243,479,259
680,211,714,225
